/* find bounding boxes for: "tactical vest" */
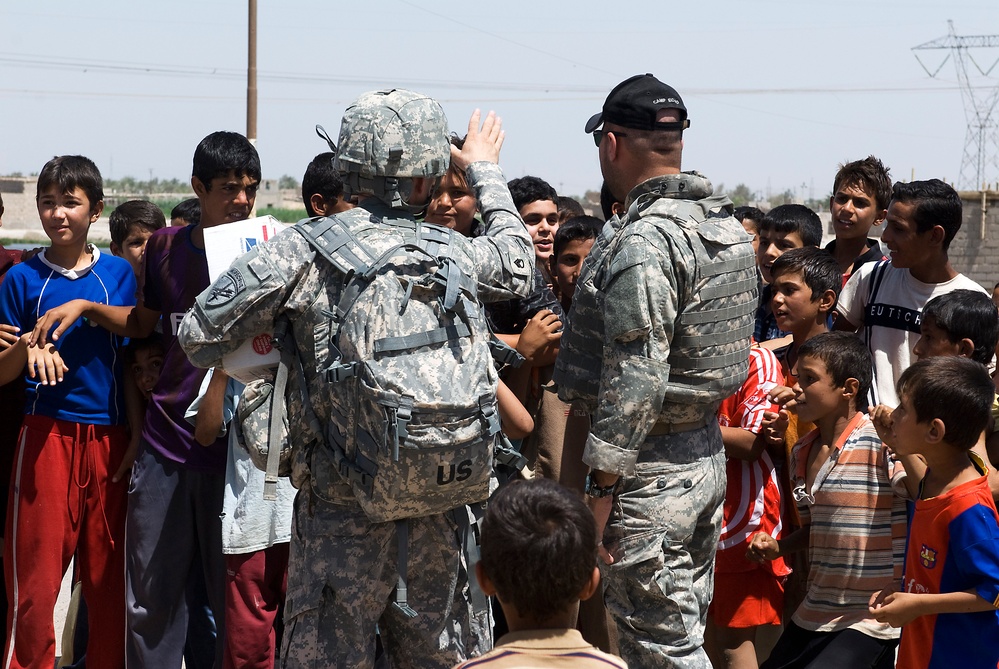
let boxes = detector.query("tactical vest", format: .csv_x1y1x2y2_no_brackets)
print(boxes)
555,180,756,411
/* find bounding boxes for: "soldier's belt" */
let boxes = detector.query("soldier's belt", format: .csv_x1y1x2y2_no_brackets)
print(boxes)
647,415,712,436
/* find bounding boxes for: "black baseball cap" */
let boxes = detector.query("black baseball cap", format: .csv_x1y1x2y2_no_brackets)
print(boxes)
585,73,690,134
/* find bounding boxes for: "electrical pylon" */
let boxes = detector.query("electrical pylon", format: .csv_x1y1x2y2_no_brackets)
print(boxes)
913,21,999,190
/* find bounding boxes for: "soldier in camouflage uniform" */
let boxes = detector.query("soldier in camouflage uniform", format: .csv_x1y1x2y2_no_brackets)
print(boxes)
554,74,757,668
178,90,533,668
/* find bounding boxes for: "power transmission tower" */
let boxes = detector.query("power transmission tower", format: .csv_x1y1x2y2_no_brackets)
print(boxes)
913,21,999,190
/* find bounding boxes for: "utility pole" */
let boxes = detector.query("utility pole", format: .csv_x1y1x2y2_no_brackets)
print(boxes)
247,0,257,146
913,21,999,190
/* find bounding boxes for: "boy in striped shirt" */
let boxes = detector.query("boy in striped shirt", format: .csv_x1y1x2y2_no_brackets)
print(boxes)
747,332,910,669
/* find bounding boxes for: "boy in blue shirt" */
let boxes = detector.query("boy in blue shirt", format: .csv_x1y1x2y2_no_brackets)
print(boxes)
0,155,135,669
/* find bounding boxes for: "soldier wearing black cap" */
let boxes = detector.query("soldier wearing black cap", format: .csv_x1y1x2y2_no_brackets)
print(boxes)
555,74,758,668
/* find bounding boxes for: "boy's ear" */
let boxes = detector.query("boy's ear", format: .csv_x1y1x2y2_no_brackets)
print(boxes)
191,176,208,198
816,289,838,315
309,193,328,217
873,207,888,227
109,242,121,257
957,338,977,360
90,200,104,222
842,377,860,400
474,561,497,598
926,417,946,444
578,566,602,602
927,224,947,248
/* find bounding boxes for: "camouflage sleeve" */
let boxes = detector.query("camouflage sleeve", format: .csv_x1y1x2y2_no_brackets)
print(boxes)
179,232,314,370
464,161,534,302
582,229,681,476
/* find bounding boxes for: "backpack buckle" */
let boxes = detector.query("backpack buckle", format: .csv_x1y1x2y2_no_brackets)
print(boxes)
326,362,357,383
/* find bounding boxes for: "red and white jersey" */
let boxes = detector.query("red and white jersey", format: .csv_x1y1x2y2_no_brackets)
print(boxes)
716,347,790,576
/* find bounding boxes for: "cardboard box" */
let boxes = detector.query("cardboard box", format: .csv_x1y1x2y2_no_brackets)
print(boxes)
203,216,289,383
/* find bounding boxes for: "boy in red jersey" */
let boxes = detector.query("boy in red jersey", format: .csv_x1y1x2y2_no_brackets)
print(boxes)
869,357,999,669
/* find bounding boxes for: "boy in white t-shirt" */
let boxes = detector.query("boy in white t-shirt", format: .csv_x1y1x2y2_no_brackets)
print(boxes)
834,178,988,407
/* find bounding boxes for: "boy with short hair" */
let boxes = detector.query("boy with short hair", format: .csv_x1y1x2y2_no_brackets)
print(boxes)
29,132,262,667
0,155,135,669
825,156,891,284
869,357,999,668
170,198,200,228
755,205,822,344
508,176,560,269
734,205,765,255
302,151,352,216
835,178,989,407
453,478,627,668
748,332,909,669
109,200,166,277
549,215,602,315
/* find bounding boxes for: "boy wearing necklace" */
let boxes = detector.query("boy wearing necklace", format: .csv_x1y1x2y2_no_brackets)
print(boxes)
747,332,910,669
0,155,135,668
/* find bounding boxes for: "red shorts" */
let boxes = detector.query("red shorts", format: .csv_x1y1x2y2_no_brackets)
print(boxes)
709,569,784,628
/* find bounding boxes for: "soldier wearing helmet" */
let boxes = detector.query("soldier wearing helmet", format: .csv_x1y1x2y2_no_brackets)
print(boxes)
178,90,533,667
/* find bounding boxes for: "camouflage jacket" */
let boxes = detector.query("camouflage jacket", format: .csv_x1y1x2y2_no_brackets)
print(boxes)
178,161,533,497
556,172,755,476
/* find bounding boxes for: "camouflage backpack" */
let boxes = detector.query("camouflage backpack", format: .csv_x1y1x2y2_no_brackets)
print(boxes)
296,214,501,523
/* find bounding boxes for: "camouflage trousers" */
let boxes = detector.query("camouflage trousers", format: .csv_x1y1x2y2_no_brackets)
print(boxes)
602,423,726,669
280,488,481,669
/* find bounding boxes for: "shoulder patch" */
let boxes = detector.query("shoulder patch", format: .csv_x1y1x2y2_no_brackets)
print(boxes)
206,268,246,307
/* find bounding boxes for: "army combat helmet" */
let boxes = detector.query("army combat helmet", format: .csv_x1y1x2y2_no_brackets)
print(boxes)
334,88,450,212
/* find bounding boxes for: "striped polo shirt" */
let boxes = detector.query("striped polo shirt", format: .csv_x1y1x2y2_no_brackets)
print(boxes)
790,412,908,638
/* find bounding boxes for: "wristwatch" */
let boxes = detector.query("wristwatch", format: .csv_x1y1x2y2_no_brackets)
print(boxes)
584,473,617,498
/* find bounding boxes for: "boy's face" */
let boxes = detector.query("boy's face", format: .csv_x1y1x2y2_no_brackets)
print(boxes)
131,347,164,400
912,315,966,361
830,182,885,242
889,393,925,456
551,237,595,303
880,200,934,269
192,171,258,228
111,226,155,279
757,228,805,284
37,186,102,250
520,199,560,263
791,354,849,425
741,217,761,255
770,270,823,335
426,171,477,237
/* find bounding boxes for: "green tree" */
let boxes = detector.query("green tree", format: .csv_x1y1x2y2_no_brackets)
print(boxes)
278,174,299,190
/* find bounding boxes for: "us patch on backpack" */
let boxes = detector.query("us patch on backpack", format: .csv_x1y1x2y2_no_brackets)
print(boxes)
297,216,500,522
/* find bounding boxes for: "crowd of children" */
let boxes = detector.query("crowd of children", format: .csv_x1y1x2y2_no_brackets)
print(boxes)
0,130,998,669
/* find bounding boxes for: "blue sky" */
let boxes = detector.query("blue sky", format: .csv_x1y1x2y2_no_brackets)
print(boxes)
2,0,997,199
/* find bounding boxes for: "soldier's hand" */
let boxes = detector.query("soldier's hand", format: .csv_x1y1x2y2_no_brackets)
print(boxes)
451,109,504,171
0,323,19,350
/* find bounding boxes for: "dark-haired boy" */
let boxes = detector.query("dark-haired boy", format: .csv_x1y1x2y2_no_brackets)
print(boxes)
556,195,584,226
109,199,166,278
302,151,352,216
0,155,135,669
509,175,560,268
835,179,989,408
734,205,765,256
755,205,822,344
453,479,627,669
869,357,999,669
549,215,602,315
825,156,890,284
170,198,200,228
748,332,908,669
30,132,261,668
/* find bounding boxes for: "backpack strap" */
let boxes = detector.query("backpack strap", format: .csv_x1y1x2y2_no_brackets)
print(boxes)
393,519,418,618
264,315,296,500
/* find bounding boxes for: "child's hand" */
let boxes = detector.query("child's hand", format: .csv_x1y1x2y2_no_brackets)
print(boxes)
112,434,140,484
869,404,895,446
30,298,89,346
869,588,923,627
516,309,562,364
0,324,20,350
26,339,68,385
746,532,780,563
761,409,789,446
768,384,799,411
